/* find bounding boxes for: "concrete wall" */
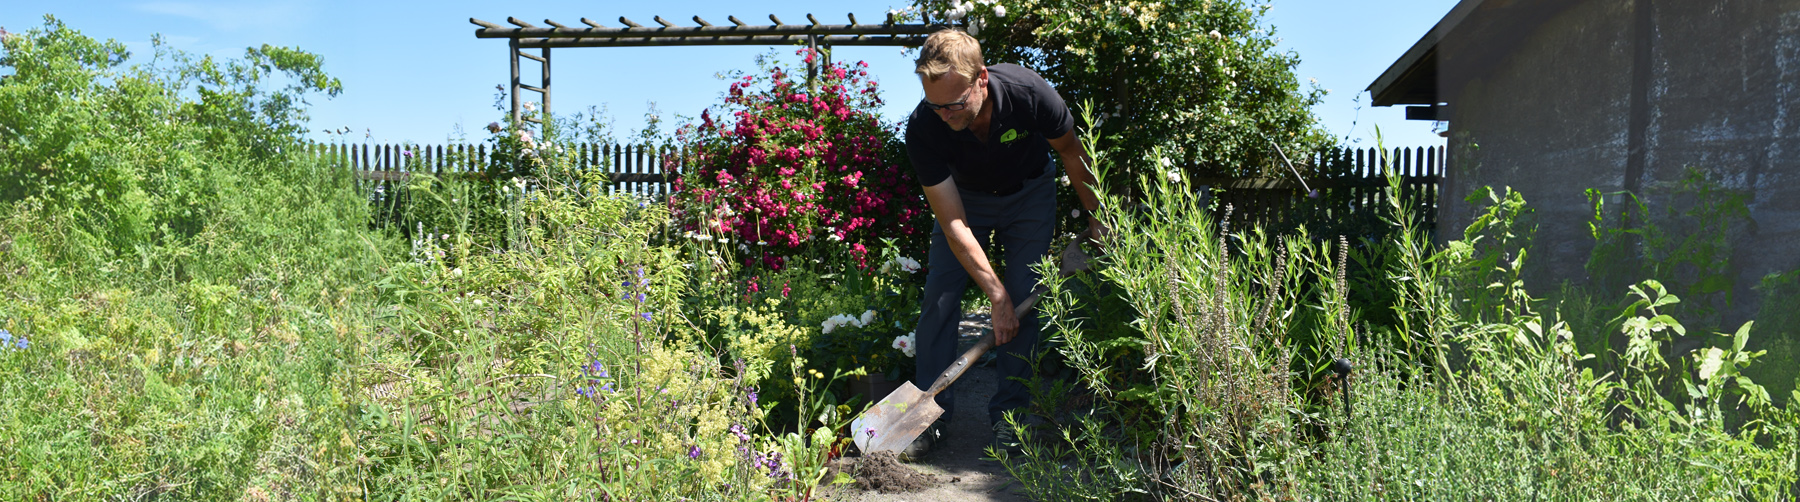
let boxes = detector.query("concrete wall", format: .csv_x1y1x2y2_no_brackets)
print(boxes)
1438,0,1800,323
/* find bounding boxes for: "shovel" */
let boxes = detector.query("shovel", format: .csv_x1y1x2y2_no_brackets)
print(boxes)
851,235,1094,456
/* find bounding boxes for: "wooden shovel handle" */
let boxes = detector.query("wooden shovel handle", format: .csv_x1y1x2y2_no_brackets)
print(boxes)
921,290,1045,398
918,233,1091,399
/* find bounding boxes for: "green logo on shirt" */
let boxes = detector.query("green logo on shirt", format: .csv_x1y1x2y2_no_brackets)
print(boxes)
1000,128,1028,144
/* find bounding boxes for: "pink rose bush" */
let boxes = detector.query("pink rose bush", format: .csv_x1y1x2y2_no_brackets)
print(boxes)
671,49,931,271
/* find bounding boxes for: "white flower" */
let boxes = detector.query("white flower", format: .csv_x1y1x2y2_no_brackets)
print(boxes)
1160,157,1172,168
1121,5,1135,15
1059,175,1070,187
896,256,921,273
828,233,843,242
523,101,537,112
968,17,982,36
860,310,878,327
823,313,862,334
1167,169,1182,183
472,298,483,306
451,267,463,277
892,333,917,357
1209,29,1223,39
994,5,1006,17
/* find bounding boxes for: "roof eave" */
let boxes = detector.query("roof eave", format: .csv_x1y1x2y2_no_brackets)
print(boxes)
1367,0,1487,107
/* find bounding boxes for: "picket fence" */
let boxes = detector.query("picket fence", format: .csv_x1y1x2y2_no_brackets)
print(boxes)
310,142,1443,233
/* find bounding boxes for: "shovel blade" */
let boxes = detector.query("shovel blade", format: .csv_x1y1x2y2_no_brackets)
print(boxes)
850,381,944,455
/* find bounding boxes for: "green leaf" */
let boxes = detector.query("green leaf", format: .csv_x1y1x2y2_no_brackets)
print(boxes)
1730,320,1753,353
1117,384,1158,402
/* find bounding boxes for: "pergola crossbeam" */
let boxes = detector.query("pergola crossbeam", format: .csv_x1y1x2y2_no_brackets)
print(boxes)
473,13,953,138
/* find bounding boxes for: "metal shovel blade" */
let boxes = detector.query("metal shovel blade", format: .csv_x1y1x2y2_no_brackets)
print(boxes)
850,381,945,455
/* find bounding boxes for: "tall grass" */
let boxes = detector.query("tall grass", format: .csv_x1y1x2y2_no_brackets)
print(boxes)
1002,112,1800,500
1,20,856,500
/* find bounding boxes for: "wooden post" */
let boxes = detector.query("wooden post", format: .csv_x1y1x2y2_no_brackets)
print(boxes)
542,47,552,120
510,38,522,126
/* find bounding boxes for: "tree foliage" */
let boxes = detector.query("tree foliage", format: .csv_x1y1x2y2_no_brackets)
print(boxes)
907,0,1330,182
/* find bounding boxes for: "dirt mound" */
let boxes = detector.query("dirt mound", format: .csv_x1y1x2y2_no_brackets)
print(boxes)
830,452,941,493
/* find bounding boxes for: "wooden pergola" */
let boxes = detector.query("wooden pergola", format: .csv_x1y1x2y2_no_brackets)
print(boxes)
469,14,949,126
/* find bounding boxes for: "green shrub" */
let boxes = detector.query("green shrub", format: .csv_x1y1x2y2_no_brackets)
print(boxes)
908,0,1329,181
0,18,387,499
1004,121,1799,500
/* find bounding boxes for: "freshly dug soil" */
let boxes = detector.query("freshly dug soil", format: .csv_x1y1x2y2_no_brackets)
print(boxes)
832,452,941,493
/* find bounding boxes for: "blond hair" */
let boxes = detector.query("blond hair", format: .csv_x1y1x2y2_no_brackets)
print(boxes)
914,29,985,83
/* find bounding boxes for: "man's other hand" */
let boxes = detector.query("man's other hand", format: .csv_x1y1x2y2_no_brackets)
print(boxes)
991,292,1019,345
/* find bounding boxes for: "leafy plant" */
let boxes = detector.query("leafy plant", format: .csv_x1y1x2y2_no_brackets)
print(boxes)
907,0,1329,183
670,49,931,272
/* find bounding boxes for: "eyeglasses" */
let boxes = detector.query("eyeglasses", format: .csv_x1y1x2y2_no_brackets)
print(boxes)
921,98,971,112
921,85,976,112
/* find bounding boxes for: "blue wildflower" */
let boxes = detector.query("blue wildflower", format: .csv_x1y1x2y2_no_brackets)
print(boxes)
635,293,646,303
746,387,759,406
688,445,703,459
577,386,594,397
14,337,24,350
601,382,614,393
639,312,653,322
0,328,10,345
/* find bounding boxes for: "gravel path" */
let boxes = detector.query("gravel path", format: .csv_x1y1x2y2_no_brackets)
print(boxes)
823,310,1030,502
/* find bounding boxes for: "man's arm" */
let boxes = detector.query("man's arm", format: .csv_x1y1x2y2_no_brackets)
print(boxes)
1047,131,1104,236
921,178,1022,345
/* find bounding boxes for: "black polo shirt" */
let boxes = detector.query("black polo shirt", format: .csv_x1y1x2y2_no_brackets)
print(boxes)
905,63,1074,195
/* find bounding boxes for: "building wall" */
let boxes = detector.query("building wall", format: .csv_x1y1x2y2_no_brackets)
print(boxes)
1439,0,1800,323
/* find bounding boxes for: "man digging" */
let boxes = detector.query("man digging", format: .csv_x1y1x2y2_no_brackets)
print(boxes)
902,29,1103,461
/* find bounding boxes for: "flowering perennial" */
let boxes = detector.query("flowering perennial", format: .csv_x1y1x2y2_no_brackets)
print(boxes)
891,332,917,358
671,50,931,270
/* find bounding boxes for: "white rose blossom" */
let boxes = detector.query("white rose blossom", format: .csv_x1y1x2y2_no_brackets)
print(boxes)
892,333,918,357
860,310,878,327
891,256,921,273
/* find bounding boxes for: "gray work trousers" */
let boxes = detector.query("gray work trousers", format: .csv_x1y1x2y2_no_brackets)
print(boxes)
915,166,1056,426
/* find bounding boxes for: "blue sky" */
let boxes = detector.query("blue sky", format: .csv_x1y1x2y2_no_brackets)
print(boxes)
5,0,1455,149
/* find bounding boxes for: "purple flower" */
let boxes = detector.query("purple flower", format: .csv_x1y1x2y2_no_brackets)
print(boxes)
639,312,653,322
729,424,751,443
14,337,24,350
1307,189,1321,199
402,149,414,159
584,360,609,379
864,427,877,438
688,445,703,459
601,382,614,393
0,328,10,345
746,387,759,406
635,293,646,303
577,386,595,397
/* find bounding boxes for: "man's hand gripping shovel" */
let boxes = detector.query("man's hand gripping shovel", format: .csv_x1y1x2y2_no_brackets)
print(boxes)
850,232,1098,455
